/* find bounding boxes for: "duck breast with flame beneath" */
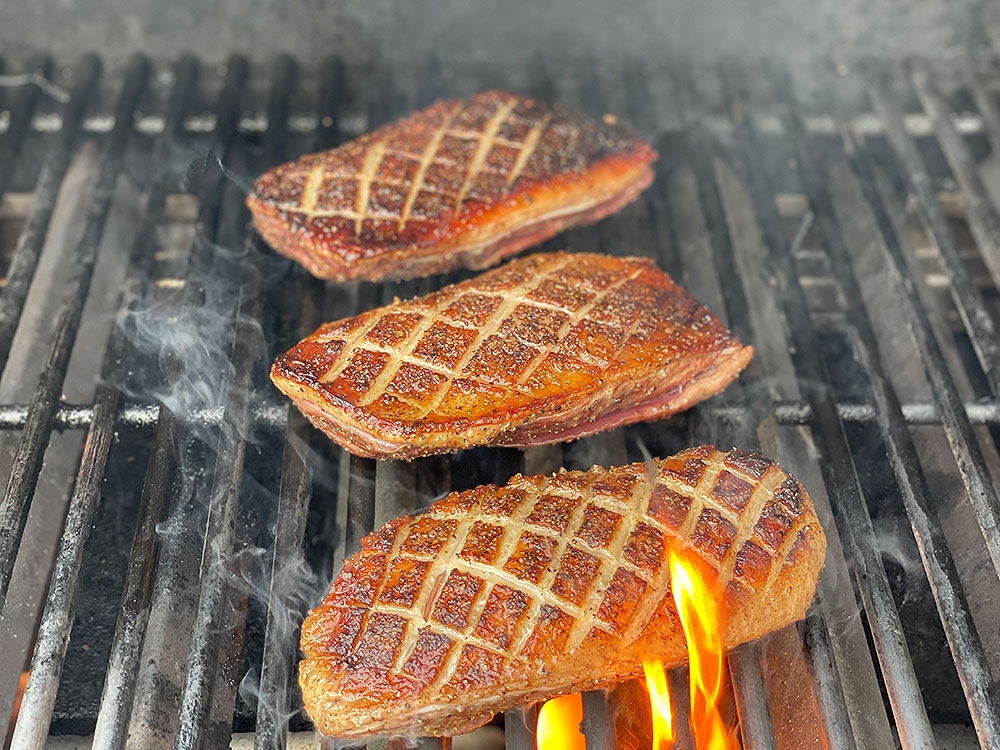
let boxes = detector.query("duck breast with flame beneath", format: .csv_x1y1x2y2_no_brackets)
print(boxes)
247,91,656,281
271,252,752,459
299,446,826,737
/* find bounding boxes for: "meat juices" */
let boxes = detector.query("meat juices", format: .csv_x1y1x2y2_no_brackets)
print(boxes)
247,91,656,281
271,252,753,459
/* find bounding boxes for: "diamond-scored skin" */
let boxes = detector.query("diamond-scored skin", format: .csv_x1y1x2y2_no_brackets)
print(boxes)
271,252,753,459
247,90,657,281
299,446,827,738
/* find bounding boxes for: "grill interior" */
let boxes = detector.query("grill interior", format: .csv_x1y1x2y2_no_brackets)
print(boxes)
1,52,999,750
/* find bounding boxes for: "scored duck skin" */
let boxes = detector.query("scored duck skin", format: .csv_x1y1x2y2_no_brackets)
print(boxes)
299,446,827,738
247,90,656,281
271,252,752,459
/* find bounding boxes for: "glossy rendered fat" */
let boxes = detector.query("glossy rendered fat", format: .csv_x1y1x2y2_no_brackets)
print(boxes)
299,446,827,737
247,90,656,281
271,252,753,459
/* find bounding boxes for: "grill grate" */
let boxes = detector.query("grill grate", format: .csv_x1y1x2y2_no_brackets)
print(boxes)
0,51,999,750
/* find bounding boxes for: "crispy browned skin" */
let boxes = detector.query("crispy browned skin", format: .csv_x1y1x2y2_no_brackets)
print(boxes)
300,446,826,738
247,91,656,281
271,252,752,459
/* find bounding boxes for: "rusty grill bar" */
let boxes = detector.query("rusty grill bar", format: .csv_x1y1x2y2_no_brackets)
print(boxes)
0,52,998,750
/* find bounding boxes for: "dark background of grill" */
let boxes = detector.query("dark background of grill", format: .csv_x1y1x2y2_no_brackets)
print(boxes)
1,0,1000,67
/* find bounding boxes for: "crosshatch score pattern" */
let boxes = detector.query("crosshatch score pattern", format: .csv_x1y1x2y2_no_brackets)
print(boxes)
271,253,753,458
247,90,657,279
299,446,826,737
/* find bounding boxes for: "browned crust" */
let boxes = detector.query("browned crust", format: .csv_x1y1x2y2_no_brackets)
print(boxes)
298,447,826,737
277,345,753,458
249,160,653,282
271,252,752,459
247,91,657,281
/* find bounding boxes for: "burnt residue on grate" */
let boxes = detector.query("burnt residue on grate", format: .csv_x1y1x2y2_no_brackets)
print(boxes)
0,52,998,750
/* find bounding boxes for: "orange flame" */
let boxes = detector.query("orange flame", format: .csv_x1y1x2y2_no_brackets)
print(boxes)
5,672,28,747
535,693,585,750
538,549,736,750
643,660,675,749
671,548,736,750
642,549,736,750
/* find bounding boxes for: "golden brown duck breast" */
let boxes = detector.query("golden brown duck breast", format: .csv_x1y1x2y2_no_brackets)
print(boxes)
247,90,656,281
271,252,753,459
299,445,826,738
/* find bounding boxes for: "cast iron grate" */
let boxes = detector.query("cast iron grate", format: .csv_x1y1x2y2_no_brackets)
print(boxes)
0,50,998,750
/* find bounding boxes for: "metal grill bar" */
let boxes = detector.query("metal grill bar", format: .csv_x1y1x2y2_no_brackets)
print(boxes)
867,76,1000,396
767,63,1000,746
0,54,148,606
0,54,52,199
1,396,999,432
8,53,195,750
345,453,377,560
174,233,263,749
714,61,942,749
0,55,100,375
800,608,858,750
100,55,249,749
847,74,1000,581
824,109,1000,747
254,55,344,750
504,705,537,750
909,63,1000,290
642,65,784,750
254,377,313,750
727,645,777,750
673,94,888,737
579,691,616,750
84,54,198,750
175,55,297,750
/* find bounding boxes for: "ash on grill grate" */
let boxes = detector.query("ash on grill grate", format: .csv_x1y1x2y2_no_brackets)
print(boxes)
0,50,998,750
